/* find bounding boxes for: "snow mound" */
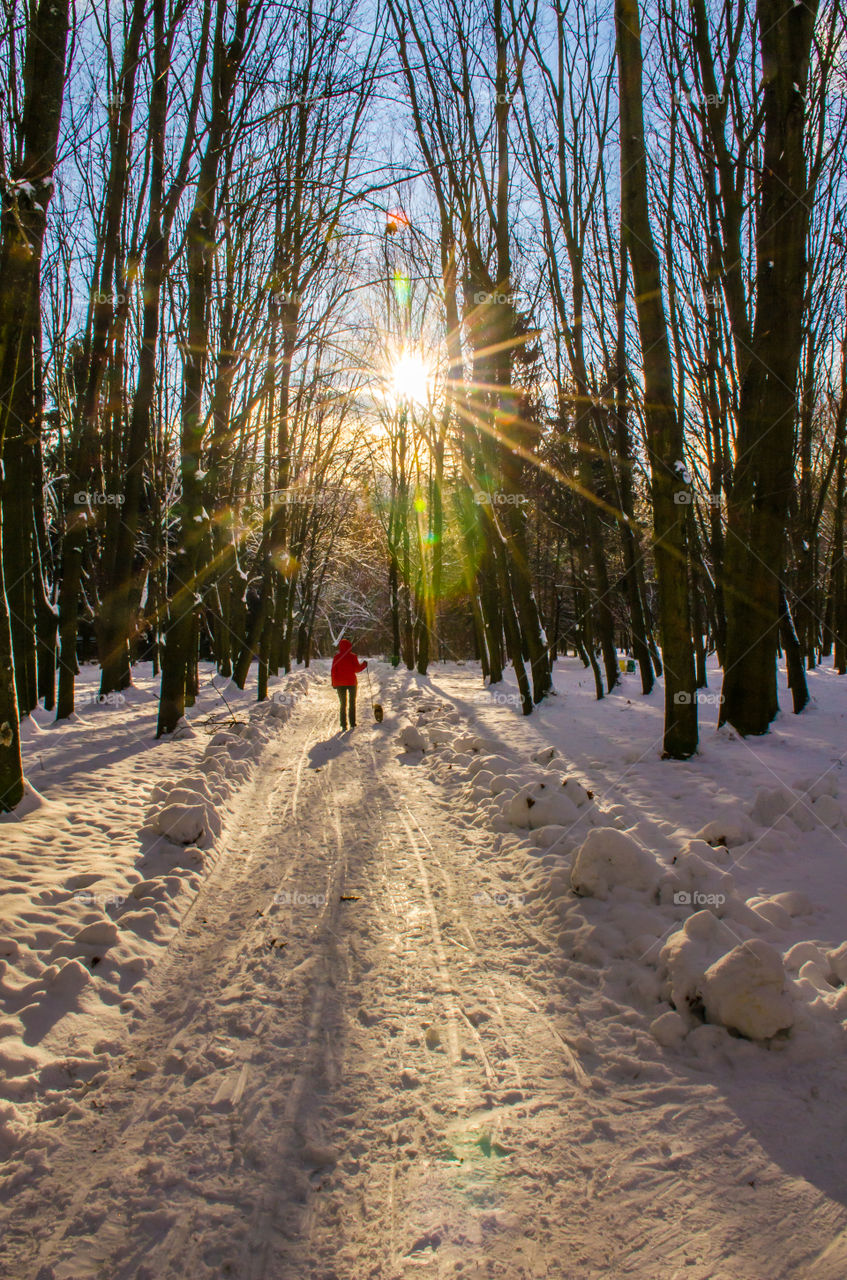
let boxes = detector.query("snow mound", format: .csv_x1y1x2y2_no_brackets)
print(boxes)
748,897,792,930
700,941,794,1040
149,772,221,806
488,772,527,797
650,1009,689,1048
0,781,48,821
660,914,794,1040
171,716,197,740
399,724,428,752
783,940,847,994
502,775,595,830
810,793,843,828
559,778,594,808
828,941,847,984
152,799,217,846
774,890,814,916
695,809,755,848
793,773,839,801
571,827,661,900
659,909,739,1017
798,960,837,995
750,785,816,832
232,722,263,743
466,753,514,778
146,740,243,846
454,735,503,755
148,769,226,845
503,780,581,830
528,824,573,851
784,940,829,971
74,920,119,948
427,724,455,745
660,841,735,915
47,958,91,999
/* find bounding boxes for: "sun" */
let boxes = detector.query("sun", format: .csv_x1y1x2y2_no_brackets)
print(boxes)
386,349,432,408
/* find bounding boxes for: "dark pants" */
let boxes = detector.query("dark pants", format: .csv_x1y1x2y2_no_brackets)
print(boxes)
336,685,357,728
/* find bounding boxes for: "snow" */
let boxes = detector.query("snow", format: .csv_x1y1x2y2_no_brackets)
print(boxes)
503,778,583,828
398,722,428,751
571,826,662,898
0,661,315,1164
0,655,846,1276
700,940,795,1040
662,838,736,914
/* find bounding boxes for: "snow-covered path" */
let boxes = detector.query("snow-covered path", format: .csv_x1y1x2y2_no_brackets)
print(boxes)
1,677,845,1279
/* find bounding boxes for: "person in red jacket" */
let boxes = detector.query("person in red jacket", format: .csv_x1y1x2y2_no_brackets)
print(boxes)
331,638,368,730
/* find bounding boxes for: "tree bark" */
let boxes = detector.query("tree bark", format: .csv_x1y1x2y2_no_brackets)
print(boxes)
719,0,818,734
158,0,250,735
99,0,207,698
779,585,810,714
57,0,146,718
615,0,698,757
0,0,69,807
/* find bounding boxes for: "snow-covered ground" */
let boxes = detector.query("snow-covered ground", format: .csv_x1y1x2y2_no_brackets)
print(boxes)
0,655,845,1278
0,662,315,1150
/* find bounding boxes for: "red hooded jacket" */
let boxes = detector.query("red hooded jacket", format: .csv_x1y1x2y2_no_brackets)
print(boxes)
331,638,367,687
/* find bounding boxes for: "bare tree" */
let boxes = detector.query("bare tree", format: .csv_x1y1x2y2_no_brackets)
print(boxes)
0,0,70,808
615,0,698,757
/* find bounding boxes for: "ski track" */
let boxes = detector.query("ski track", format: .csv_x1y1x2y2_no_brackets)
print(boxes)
0,680,844,1279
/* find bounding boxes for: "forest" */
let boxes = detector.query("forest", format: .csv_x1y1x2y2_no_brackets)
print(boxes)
1,0,845,811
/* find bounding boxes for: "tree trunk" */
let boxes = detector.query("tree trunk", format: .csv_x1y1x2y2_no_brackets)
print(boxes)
779,585,810,714
0,0,70,806
720,0,818,734
99,0,207,697
608,254,654,696
616,0,697,757
157,0,249,735
57,0,146,718
2,411,37,715
833,391,846,673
